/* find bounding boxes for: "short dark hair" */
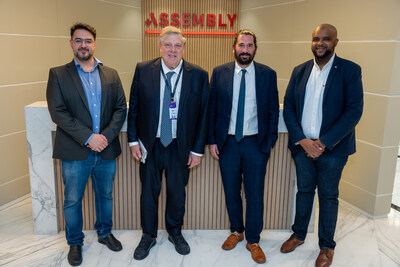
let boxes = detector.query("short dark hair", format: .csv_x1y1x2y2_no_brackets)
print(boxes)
233,29,257,48
70,23,96,40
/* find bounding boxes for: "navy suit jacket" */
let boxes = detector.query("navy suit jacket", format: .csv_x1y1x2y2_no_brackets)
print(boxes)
46,60,127,160
207,61,280,154
127,58,209,162
283,55,363,157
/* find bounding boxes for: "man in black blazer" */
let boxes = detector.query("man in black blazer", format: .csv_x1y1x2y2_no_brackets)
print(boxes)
47,23,126,266
127,26,209,260
281,24,363,267
208,29,279,264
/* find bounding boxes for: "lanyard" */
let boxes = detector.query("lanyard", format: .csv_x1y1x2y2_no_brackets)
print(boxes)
160,65,183,102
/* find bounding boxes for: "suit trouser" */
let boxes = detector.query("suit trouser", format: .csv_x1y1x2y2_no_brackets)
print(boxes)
139,139,190,237
291,149,348,249
219,135,269,244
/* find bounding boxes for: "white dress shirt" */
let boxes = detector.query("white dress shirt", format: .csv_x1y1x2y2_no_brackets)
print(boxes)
301,54,335,139
157,59,183,139
228,61,258,136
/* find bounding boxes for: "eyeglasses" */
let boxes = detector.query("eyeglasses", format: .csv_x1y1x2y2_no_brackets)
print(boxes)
73,38,94,45
162,43,183,50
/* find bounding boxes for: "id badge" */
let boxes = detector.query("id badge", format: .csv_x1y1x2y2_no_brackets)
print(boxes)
169,102,177,120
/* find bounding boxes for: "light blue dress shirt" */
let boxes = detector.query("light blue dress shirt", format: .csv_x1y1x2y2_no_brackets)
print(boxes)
74,57,103,144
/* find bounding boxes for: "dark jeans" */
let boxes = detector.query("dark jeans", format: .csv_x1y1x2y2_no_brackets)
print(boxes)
139,139,190,237
219,135,269,244
61,151,116,246
291,150,348,249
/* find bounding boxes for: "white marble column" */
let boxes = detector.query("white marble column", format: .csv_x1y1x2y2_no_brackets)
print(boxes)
25,101,58,234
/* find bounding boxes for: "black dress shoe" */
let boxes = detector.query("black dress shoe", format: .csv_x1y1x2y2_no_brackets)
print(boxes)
98,234,123,252
134,234,156,260
68,245,82,266
168,234,190,255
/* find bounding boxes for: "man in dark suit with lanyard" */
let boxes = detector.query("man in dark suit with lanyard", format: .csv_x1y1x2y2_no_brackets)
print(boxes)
280,24,363,267
127,26,209,260
46,23,127,266
208,29,279,264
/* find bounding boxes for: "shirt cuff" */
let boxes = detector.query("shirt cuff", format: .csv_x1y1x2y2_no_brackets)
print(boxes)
190,151,203,157
85,133,94,145
129,141,139,147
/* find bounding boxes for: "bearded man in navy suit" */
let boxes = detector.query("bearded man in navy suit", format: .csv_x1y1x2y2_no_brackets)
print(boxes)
127,26,209,260
208,29,279,264
280,24,363,267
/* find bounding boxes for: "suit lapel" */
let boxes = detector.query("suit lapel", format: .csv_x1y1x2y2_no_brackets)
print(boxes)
99,65,107,118
151,58,162,132
226,62,235,103
254,62,264,108
298,60,313,118
179,60,191,115
66,60,90,112
323,56,340,101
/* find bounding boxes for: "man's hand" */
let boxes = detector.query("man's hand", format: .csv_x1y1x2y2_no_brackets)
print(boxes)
130,145,142,161
87,134,108,152
187,154,202,169
209,144,220,160
298,138,325,159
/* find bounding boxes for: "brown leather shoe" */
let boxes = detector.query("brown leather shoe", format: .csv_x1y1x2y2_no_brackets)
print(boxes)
246,242,266,264
280,234,304,253
222,232,244,250
315,249,334,267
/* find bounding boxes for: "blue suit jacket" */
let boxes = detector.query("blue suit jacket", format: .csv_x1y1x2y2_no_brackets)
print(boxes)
283,55,364,157
207,61,279,154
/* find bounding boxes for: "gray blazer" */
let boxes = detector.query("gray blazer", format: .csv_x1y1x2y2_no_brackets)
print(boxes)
46,60,127,160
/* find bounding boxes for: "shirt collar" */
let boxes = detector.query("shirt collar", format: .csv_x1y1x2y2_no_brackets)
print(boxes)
234,60,254,75
313,53,335,71
74,57,103,71
161,59,183,75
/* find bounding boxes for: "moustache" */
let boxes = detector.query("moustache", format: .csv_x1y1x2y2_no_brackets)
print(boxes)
239,53,251,57
78,48,89,52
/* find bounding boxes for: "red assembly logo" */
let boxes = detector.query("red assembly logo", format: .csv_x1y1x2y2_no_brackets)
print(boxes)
144,12,238,35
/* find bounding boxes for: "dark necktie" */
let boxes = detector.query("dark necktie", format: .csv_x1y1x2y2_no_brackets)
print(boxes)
235,69,246,142
160,71,174,147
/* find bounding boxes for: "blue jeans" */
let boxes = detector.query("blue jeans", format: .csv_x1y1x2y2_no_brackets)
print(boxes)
61,151,116,246
219,135,269,244
291,150,348,249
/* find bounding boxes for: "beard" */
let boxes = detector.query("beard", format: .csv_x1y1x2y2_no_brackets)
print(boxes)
74,48,93,61
234,50,255,66
312,46,333,59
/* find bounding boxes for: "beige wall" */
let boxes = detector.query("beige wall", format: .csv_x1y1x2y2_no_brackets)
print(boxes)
240,0,400,216
0,0,142,205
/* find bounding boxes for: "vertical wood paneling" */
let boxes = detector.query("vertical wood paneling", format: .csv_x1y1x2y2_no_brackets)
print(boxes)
55,132,295,230
142,0,240,75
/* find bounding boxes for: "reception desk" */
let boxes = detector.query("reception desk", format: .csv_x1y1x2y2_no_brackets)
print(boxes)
25,101,311,234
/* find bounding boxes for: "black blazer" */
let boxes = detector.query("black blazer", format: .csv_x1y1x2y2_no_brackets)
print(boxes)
283,55,364,157
46,60,127,160
207,61,280,154
127,58,209,162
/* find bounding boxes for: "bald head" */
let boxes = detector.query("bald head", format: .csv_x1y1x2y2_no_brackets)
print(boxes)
313,24,338,39
311,23,339,67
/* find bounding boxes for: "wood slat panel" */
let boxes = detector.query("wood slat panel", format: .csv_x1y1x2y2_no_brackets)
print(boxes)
54,132,295,230
142,0,240,75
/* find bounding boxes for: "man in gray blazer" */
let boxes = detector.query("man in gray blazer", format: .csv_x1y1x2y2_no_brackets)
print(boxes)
46,23,127,266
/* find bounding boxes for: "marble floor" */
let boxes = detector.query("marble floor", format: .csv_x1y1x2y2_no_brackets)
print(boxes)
0,197,399,267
